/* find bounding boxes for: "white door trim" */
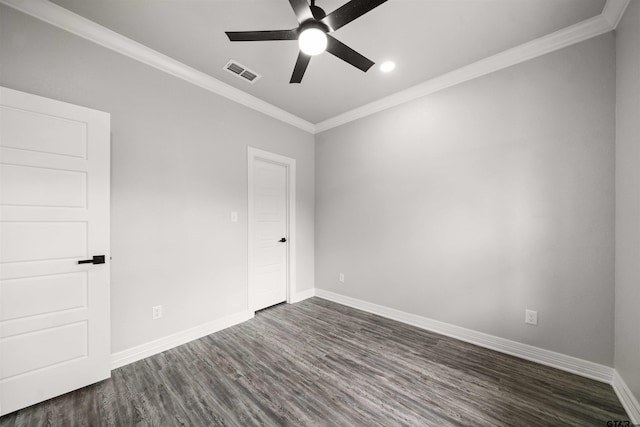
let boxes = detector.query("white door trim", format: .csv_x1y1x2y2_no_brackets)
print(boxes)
247,147,296,313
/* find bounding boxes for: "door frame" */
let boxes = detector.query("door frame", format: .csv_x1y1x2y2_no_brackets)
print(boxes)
247,147,296,313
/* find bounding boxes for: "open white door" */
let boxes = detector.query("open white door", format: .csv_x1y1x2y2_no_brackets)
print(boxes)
0,87,111,415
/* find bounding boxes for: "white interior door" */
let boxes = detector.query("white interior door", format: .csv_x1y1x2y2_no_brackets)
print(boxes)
0,87,111,415
248,148,295,312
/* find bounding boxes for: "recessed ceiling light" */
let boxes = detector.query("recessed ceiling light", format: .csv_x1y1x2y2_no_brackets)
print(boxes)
380,61,396,73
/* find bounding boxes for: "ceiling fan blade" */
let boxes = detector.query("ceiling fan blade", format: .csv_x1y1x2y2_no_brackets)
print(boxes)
290,51,311,83
288,0,314,23
326,35,374,72
226,29,298,42
321,0,388,32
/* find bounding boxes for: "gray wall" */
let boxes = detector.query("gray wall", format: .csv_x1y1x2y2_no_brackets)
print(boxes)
2,1,631,384
615,0,640,401
316,34,616,365
0,5,315,353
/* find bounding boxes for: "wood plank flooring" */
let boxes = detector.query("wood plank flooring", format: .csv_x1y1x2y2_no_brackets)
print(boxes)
0,298,629,426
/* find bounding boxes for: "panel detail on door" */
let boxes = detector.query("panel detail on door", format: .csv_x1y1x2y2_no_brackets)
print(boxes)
0,222,87,263
0,322,88,380
0,164,87,207
0,106,87,158
0,272,88,321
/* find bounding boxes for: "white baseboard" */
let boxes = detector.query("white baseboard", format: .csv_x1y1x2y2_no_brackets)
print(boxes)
111,291,315,370
315,289,614,384
291,287,316,303
613,370,640,423
111,310,253,370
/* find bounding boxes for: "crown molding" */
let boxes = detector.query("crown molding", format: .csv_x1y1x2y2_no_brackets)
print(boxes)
316,0,630,133
315,0,629,133
602,0,631,28
0,0,316,134
2,0,630,135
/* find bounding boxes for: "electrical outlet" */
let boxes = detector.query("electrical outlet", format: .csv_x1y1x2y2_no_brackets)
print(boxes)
339,273,345,283
152,305,163,320
525,309,538,325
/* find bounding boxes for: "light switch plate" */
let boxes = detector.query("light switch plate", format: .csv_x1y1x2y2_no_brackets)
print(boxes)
525,309,538,325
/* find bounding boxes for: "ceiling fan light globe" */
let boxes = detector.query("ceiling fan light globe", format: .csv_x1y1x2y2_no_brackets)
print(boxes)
299,28,327,56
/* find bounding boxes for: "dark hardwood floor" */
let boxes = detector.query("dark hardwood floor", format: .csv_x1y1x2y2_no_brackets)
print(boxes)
0,298,629,426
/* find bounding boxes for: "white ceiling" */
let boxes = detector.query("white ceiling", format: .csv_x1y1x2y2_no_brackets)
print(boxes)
48,0,606,124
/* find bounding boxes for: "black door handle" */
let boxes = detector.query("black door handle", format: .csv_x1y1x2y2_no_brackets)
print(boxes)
78,255,106,265
279,238,287,243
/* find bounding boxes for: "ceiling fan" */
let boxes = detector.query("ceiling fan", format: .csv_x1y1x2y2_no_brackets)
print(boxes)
225,0,388,83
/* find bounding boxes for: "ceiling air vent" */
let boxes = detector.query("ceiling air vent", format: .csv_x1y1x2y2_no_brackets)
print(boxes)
223,60,261,84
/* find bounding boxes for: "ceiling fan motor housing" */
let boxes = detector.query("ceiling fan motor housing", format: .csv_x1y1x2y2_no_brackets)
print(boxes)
298,20,330,36
310,4,327,20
